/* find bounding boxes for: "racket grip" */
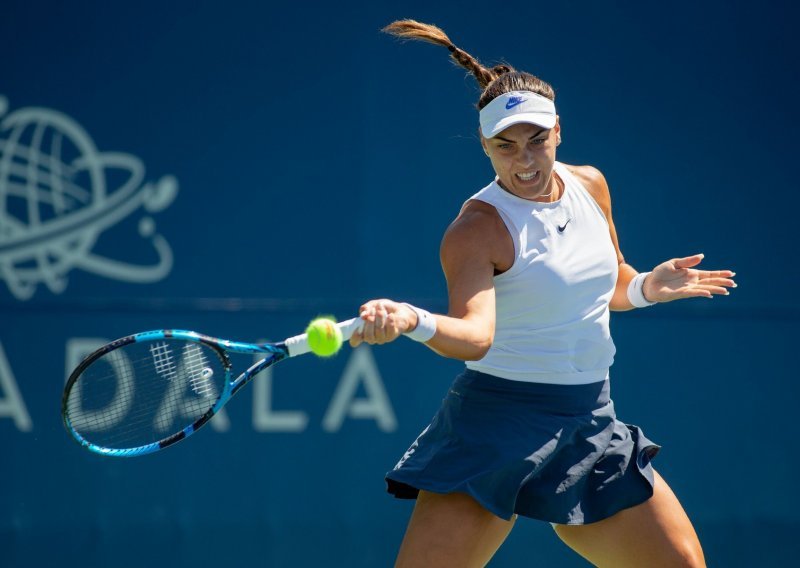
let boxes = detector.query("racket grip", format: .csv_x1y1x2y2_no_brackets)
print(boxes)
285,317,364,357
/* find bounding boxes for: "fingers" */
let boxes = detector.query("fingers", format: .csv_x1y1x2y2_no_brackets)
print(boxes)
655,255,738,302
695,267,737,296
671,255,737,283
665,280,736,301
349,304,371,348
649,255,738,302
350,299,402,346
697,276,737,290
698,270,736,280
672,253,705,269
695,284,730,297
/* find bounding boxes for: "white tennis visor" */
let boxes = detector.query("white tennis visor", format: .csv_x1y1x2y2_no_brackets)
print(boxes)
479,91,557,138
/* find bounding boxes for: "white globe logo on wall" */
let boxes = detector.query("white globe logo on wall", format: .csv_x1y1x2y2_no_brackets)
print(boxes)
0,95,178,300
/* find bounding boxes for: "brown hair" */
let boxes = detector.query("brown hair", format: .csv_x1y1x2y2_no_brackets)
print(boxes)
382,19,555,110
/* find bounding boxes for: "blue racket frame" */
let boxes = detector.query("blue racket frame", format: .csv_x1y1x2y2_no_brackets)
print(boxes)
62,329,290,457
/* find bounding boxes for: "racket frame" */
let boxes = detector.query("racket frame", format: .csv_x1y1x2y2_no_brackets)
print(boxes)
61,330,289,457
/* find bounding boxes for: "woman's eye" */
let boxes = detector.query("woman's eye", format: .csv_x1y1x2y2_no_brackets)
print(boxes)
532,138,546,145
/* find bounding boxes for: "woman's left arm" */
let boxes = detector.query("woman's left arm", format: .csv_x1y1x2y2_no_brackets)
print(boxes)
568,165,736,311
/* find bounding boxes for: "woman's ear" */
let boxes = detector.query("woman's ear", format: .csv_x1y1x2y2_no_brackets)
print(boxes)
480,137,490,157
555,116,562,146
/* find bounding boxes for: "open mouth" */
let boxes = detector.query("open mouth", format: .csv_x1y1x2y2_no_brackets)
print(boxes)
515,170,539,182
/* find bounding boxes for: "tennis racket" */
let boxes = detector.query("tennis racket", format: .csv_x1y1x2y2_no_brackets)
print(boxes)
62,317,363,457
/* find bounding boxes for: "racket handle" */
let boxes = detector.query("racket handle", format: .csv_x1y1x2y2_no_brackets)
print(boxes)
284,317,364,357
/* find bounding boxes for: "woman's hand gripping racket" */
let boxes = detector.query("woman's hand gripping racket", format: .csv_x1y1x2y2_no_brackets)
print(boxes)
61,317,363,457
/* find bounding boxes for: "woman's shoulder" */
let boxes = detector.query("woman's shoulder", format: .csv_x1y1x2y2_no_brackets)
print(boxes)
449,198,506,238
559,163,612,213
441,198,514,269
560,163,608,190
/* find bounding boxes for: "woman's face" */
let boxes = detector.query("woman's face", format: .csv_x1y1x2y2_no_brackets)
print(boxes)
480,120,561,201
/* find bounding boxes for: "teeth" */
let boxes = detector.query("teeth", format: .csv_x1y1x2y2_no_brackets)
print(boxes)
517,171,538,181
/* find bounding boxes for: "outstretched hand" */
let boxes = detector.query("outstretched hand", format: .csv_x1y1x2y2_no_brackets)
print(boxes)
643,254,736,303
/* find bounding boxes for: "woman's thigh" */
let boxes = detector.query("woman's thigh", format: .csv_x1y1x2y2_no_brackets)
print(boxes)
554,470,705,568
395,490,516,568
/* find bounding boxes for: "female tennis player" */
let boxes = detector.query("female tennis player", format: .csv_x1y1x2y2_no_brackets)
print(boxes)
350,19,735,568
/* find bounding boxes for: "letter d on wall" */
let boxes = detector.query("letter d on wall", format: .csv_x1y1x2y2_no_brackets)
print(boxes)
65,338,134,432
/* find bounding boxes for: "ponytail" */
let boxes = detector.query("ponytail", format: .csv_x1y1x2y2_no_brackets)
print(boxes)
382,19,555,109
382,20,512,90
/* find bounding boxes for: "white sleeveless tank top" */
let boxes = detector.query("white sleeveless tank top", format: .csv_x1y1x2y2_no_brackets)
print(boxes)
464,162,618,385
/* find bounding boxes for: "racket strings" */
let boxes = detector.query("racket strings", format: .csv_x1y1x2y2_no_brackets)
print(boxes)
72,360,219,444
181,343,215,397
65,340,227,450
150,342,178,381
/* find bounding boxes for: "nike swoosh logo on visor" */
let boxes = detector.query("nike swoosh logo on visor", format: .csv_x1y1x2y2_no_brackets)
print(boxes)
505,96,527,110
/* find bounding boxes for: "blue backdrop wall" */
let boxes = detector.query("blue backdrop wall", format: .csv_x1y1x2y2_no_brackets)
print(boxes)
2,1,798,566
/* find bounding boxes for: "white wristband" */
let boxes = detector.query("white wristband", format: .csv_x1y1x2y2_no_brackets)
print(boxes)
403,304,437,342
627,272,657,308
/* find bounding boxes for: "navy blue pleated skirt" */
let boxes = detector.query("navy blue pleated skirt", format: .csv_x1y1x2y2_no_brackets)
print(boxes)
386,370,660,525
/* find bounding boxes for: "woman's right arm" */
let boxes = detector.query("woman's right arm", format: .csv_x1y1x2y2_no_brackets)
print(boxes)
351,200,511,361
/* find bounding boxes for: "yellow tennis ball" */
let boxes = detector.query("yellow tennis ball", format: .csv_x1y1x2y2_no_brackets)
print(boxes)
305,317,343,357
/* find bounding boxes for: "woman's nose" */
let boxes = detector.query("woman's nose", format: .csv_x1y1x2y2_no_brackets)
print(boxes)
518,146,536,167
